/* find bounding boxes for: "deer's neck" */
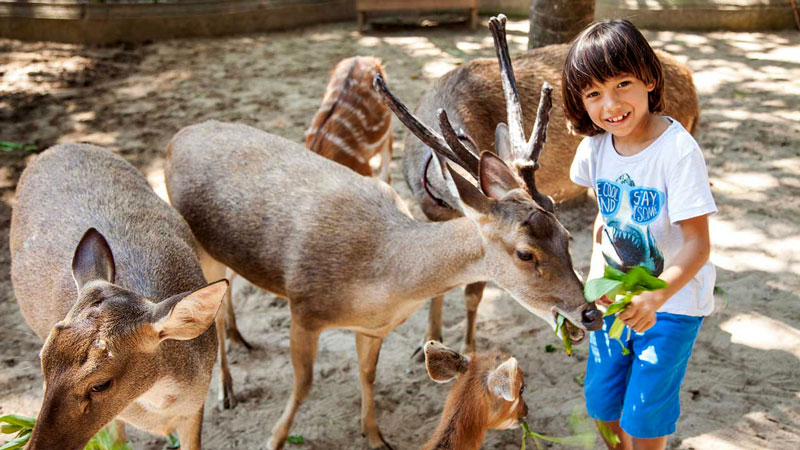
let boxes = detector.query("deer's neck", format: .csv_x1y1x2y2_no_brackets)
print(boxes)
424,384,488,450
384,216,485,301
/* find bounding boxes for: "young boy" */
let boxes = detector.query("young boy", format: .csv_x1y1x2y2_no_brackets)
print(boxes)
562,20,716,450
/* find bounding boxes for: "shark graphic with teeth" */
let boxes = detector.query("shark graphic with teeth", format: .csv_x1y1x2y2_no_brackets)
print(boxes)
597,174,665,276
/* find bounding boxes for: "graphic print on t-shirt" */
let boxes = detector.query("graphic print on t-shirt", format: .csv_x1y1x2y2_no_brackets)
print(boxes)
596,174,665,276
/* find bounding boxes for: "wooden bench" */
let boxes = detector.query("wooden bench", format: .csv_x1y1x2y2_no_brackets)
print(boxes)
356,0,478,31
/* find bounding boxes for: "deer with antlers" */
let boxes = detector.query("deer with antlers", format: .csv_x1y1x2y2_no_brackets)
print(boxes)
404,14,699,357
164,24,601,448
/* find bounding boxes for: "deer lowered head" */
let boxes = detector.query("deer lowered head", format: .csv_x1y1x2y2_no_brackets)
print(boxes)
373,17,602,343
26,229,227,450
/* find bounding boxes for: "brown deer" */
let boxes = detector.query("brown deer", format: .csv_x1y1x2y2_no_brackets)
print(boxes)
305,56,393,183
423,341,528,450
404,15,699,357
164,63,601,448
9,144,228,450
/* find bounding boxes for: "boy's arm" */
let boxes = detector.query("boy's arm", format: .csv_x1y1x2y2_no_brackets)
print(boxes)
618,214,711,332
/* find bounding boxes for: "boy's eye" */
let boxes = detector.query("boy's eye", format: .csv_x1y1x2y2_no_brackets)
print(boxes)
618,80,631,88
584,91,599,99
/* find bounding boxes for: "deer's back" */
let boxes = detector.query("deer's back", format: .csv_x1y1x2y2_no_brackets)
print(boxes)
305,56,392,175
166,120,412,303
404,44,699,220
10,144,205,339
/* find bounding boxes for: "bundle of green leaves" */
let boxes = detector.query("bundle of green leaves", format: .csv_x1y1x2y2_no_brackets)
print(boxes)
0,415,131,450
519,409,596,450
583,266,667,355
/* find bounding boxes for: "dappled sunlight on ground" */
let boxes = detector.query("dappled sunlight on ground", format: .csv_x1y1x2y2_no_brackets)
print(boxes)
1,18,798,450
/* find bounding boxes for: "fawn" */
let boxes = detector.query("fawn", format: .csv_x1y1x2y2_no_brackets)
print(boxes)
423,341,528,450
402,15,699,357
9,144,227,450
306,56,393,183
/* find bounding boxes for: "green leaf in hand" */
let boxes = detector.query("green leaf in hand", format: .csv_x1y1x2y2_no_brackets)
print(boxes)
584,278,623,302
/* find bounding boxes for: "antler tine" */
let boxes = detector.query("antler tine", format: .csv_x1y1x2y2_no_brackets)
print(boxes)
373,73,462,167
437,109,480,179
526,82,554,166
488,14,526,157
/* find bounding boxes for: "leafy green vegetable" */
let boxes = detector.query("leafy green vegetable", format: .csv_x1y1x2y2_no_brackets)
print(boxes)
520,409,595,450
0,415,131,450
584,266,667,355
555,314,572,356
597,422,621,447
287,434,304,444
165,433,180,449
0,142,37,152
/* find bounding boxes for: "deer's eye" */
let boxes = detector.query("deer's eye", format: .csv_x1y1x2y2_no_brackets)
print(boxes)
519,384,526,395
91,380,112,393
516,251,534,262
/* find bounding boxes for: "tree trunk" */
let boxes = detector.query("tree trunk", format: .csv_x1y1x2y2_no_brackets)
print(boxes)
528,0,594,49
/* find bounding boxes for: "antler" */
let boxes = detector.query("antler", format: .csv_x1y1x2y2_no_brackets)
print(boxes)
489,14,555,212
488,14,526,157
373,73,479,179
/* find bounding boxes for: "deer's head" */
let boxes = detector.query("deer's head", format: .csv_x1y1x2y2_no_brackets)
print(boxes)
374,17,602,342
424,341,528,430
26,229,227,450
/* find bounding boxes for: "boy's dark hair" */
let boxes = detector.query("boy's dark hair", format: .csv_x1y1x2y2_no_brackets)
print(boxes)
562,19,664,136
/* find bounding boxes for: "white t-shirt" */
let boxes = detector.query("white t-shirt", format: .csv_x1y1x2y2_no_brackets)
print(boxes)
570,118,717,316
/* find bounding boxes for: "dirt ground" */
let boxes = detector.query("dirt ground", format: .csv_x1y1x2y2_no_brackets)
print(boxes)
1,17,799,450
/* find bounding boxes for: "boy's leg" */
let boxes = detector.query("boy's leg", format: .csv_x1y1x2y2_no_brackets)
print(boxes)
585,315,635,449
619,313,704,442
632,436,667,450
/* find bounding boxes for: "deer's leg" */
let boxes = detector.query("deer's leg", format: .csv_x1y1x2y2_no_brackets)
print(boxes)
268,322,320,450
223,268,253,350
215,308,236,409
356,333,393,450
174,406,203,450
379,133,393,184
463,281,486,354
414,294,445,361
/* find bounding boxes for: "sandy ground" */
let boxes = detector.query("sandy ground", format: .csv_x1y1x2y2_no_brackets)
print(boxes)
1,17,799,450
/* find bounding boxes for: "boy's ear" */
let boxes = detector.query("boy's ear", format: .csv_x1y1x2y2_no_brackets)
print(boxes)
424,341,469,383
487,357,519,402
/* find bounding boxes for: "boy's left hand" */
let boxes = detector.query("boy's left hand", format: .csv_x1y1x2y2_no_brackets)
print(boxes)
618,291,666,333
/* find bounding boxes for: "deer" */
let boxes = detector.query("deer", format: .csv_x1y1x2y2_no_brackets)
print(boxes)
403,14,700,359
422,341,528,450
163,39,603,446
208,57,396,400
9,143,228,450
305,56,393,183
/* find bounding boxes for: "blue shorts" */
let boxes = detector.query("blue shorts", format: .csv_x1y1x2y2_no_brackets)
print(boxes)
584,312,704,438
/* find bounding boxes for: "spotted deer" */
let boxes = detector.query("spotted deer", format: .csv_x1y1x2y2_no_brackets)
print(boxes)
305,56,393,183
164,61,601,448
404,15,699,357
9,144,228,450
423,341,528,450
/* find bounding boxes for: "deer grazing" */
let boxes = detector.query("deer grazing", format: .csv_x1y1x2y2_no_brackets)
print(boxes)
306,56,393,183
423,341,528,450
403,15,699,357
164,48,602,447
9,144,228,450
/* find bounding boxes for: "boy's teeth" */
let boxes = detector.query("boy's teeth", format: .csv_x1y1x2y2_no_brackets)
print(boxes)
608,113,628,123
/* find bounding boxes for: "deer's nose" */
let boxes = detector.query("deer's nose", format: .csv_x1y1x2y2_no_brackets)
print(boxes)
582,308,604,331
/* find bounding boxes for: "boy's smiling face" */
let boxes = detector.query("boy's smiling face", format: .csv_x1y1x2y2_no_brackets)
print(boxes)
581,74,655,141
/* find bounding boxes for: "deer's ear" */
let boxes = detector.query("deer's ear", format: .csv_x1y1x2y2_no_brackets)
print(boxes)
487,357,519,402
494,123,513,162
72,228,115,290
479,151,521,200
424,341,469,383
152,280,228,341
448,163,493,216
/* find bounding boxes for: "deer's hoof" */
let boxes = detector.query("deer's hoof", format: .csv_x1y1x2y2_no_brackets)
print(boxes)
362,430,394,450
